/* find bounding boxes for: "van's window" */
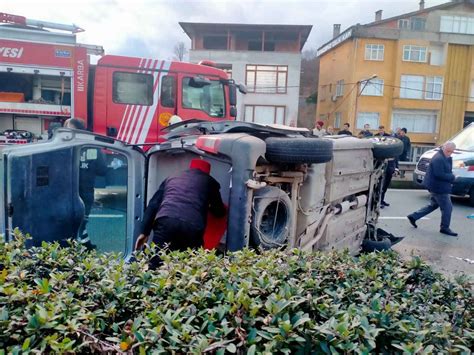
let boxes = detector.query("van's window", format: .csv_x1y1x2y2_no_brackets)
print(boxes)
113,72,153,105
160,75,176,107
182,77,225,117
77,147,128,254
451,124,474,151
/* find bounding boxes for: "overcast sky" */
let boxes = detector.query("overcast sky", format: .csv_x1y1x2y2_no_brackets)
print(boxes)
4,0,447,60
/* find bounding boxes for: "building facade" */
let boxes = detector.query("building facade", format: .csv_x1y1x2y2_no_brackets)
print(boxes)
180,23,312,125
316,0,474,146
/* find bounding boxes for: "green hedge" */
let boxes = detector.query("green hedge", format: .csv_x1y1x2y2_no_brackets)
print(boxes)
0,231,473,353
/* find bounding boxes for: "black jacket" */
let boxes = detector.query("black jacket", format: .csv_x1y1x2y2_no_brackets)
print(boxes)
398,135,411,161
338,129,352,136
423,150,455,194
140,169,225,235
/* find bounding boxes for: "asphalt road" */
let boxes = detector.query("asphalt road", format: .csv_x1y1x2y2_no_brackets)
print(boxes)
379,189,474,278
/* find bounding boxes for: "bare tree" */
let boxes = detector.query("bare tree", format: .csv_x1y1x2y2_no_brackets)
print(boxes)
298,49,319,129
173,42,187,61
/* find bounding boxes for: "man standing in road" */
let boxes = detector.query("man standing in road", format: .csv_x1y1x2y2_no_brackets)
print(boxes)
407,142,458,236
135,159,226,268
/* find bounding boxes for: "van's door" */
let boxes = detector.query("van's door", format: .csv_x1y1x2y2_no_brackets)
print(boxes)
0,129,145,257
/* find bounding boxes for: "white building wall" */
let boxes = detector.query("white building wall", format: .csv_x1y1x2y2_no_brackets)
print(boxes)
189,50,302,126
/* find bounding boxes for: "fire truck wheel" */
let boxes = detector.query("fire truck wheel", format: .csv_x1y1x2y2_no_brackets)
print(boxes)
361,237,392,252
369,137,404,160
250,186,294,250
265,137,333,164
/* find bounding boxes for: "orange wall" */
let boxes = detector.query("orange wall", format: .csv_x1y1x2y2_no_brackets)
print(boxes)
317,36,474,144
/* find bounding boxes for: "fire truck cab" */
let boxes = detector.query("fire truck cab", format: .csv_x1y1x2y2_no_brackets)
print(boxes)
0,13,240,146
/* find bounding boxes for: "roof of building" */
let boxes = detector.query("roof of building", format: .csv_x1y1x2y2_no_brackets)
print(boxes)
317,0,473,56
179,22,313,50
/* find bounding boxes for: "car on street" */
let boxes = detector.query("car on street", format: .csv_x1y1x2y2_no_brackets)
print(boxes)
414,123,474,206
0,120,403,257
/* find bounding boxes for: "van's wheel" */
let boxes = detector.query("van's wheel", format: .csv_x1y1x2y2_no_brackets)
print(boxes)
265,137,333,164
361,237,392,252
250,186,294,250
369,137,404,160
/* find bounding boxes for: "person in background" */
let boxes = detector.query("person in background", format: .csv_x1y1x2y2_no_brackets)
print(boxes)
326,126,335,135
64,118,107,250
375,125,390,137
407,142,458,237
398,128,411,162
394,127,402,137
358,123,373,138
313,120,327,137
135,159,226,269
338,123,352,136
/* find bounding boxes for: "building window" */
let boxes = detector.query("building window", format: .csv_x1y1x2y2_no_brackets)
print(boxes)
360,79,384,96
336,80,344,97
112,72,153,105
398,19,410,29
425,76,443,100
246,65,288,94
203,35,228,50
403,45,427,62
440,15,474,35
244,105,285,125
400,75,424,99
411,17,426,31
365,44,384,61
392,110,437,133
356,112,380,129
429,45,444,66
334,112,342,128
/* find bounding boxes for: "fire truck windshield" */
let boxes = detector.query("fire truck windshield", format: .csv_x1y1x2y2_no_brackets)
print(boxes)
182,77,225,118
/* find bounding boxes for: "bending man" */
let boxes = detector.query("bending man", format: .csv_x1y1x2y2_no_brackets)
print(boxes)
135,159,226,267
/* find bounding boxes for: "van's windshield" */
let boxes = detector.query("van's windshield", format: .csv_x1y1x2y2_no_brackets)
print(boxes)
451,124,474,152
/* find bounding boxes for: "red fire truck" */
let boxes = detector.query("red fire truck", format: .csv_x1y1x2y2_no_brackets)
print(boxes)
0,13,242,145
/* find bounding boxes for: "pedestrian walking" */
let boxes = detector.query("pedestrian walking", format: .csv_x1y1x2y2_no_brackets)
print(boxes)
407,142,458,236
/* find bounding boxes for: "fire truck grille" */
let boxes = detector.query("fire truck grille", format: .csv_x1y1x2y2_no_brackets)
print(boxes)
417,158,430,173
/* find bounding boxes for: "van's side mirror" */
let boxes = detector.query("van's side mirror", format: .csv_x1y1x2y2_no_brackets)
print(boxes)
189,76,211,88
229,84,237,106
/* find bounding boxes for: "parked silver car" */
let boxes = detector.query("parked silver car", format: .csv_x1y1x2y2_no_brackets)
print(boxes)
414,123,474,206
0,121,403,256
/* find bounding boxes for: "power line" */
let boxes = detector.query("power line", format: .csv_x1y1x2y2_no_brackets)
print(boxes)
319,81,474,100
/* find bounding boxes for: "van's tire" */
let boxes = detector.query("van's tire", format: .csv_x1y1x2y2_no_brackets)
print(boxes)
369,137,404,160
250,186,294,249
265,137,333,164
361,237,392,252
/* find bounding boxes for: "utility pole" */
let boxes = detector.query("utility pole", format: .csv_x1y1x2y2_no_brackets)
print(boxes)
354,74,378,124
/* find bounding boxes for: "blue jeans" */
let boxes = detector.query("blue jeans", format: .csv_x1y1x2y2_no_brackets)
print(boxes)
409,193,452,230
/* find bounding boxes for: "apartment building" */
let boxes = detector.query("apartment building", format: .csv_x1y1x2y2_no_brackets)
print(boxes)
180,22,312,125
316,0,474,146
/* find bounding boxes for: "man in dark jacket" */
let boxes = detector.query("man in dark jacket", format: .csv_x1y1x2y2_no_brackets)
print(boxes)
135,159,226,267
398,128,411,161
338,123,352,136
407,142,458,236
